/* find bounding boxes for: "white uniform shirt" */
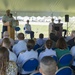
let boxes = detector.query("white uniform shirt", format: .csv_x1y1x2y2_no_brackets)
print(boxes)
12,40,27,56
17,49,38,74
39,48,56,61
36,38,45,46
24,24,31,31
2,14,10,23
49,22,54,34
70,46,75,66
8,49,17,63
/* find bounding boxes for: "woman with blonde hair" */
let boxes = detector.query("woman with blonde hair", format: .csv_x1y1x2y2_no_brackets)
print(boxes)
0,47,17,75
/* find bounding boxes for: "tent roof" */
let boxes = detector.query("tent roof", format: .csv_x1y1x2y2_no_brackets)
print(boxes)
0,0,75,16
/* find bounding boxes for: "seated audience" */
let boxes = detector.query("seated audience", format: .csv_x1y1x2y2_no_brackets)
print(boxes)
49,32,59,42
0,31,14,46
36,33,45,46
2,38,17,63
67,30,75,48
70,46,75,70
17,39,38,75
12,33,27,56
0,47,17,75
39,39,56,61
49,33,58,48
39,56,57,75
55,37,70,60
34,33,45,50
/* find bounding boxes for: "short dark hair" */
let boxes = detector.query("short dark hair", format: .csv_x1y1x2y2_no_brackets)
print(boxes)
10,13,13,17
39,33,44,39
49,33,59,42
45,39,53,49
27,20,29,22
27,39,35,51
17,33,24,40
58,19,61,22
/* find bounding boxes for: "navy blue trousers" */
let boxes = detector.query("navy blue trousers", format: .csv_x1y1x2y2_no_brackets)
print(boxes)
25,31,34,39
2,26,7,33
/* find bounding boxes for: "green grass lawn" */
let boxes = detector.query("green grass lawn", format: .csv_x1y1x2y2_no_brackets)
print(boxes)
18,25,49,39
0,22,73,39
0,24,49,39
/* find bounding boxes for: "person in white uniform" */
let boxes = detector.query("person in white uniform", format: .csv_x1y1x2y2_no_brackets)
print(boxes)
17,39,38,75
24,20,34,39
49,18,54,36
2,38,17,63
39,39,56,61
12,33,27,56
36,33,45,46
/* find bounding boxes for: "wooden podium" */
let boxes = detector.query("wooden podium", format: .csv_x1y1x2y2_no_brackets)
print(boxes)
52,23,63,38
4,20,19,40
8,25,15,40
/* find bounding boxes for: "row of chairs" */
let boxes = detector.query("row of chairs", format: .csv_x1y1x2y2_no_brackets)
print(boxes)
36,46,73,68
36,47,73,68
55,66,74,75
57,53,73,68
50,53,73,68
15,28,73,75
15,26,30,39
33,66,74,75
18,53,73,75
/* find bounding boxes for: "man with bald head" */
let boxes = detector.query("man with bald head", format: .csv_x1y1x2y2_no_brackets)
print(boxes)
0,31,14,46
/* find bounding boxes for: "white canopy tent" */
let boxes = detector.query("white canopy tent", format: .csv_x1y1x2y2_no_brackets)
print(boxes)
0,0,75,16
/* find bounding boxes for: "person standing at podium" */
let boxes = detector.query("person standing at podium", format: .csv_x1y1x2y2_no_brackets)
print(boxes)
2,10,15,39
2,9,11,34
